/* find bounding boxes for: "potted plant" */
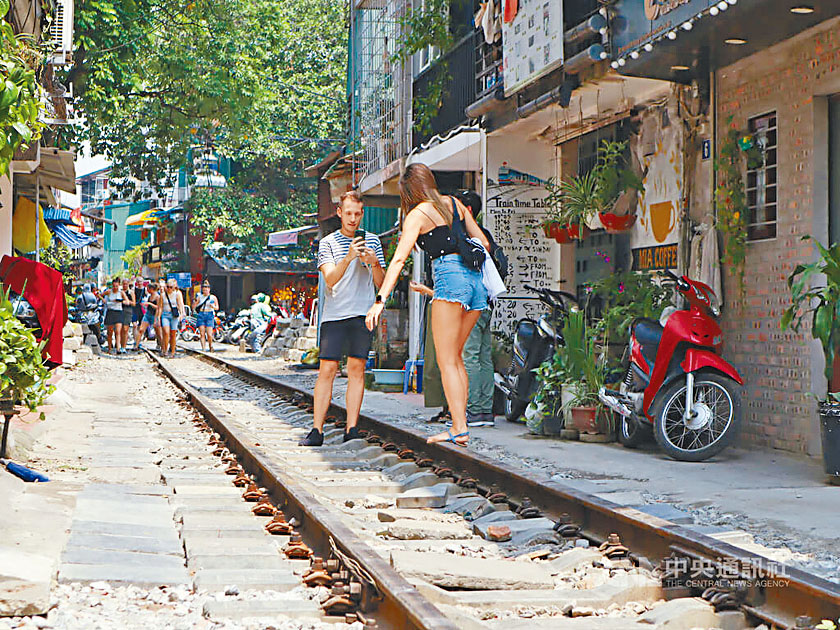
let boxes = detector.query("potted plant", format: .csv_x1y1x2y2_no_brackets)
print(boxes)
544,140,643,240
781,236,840,483
558,309,611,440
0,287,54,457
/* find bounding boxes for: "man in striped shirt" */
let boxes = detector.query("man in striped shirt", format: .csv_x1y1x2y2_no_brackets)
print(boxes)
299,190,386,446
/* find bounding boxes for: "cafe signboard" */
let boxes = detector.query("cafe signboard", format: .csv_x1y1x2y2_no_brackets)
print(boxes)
612,0,713,58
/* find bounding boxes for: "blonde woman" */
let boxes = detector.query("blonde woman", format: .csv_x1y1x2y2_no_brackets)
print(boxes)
156,278,186,357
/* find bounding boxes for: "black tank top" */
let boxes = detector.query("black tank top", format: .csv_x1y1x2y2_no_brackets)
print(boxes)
416,197,458,259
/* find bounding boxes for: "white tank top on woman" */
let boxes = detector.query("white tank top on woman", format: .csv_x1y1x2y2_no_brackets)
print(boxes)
105,290,123,311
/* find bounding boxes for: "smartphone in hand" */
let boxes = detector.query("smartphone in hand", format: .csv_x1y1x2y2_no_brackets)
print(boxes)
354,229,365,240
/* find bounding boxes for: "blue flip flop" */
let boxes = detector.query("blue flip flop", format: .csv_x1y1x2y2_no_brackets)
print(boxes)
445,430,469,447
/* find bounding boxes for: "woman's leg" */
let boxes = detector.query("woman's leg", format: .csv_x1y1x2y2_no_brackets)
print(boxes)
169,329,178,356
207,325,214,352
198,326,206,351
137,322,148,349
114,323,123,352
106,324,114,352
161,325,170,354
427,301,481,445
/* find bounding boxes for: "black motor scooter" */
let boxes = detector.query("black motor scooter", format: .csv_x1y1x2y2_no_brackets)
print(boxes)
494,285,578,422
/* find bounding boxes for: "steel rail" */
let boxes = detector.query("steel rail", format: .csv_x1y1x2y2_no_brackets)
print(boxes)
147,350,459,630
184,347,840,628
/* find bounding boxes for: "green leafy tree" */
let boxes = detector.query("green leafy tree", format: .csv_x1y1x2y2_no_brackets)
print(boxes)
187,184,312,253
0,0,43,175
63,0,347,188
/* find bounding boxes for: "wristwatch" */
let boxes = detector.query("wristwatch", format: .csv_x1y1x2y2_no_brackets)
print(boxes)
375,294,383,304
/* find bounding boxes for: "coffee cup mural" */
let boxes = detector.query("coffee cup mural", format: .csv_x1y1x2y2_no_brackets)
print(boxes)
649,200,676,243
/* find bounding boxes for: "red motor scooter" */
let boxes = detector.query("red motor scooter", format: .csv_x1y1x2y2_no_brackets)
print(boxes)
599,269,743,462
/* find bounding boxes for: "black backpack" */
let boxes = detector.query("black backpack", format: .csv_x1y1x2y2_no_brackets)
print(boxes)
480,225,509,281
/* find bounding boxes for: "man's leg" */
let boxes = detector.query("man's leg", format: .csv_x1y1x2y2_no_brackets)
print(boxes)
476,311,495,416
299,359,337,446
344,357,366,430
464,309,493,421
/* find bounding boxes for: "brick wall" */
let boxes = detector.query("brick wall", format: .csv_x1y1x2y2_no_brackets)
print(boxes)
714,20,840,454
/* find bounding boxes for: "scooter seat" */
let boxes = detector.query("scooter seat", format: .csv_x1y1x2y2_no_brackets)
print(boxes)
633,318,664,349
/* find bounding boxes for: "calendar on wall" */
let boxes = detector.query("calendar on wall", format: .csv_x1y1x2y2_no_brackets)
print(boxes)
501,0,565,97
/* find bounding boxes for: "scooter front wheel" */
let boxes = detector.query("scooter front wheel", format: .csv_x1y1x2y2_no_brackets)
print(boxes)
652,372,742,462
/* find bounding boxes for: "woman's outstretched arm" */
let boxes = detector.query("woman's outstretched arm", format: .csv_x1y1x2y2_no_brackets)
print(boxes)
366,211,424,329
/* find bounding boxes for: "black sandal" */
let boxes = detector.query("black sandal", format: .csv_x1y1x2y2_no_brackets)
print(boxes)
428,409,451,423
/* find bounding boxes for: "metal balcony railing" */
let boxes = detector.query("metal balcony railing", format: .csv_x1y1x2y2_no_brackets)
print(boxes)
412,32,477,148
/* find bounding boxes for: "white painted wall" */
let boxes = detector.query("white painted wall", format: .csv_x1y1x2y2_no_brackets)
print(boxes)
485,132,563,332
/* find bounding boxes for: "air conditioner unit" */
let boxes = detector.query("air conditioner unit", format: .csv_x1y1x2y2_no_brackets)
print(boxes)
50,0,74,66
94,189,110,201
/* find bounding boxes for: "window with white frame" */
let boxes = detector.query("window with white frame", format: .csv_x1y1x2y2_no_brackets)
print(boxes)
746,112,778,241
415,0,442,72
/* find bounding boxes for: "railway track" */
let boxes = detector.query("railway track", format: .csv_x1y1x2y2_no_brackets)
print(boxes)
149,348,840,630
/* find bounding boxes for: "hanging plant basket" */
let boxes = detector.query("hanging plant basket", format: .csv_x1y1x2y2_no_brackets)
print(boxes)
542,221,561,239
598,212,636,234
554,224,590,244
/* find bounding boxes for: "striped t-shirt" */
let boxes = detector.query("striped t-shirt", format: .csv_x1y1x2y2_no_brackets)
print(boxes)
318,230,385,322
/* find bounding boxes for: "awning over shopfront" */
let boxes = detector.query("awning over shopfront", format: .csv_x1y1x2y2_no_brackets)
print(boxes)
15,147,77,208
406,127,482,172
612,0,832,82
267,225,318,247
205,244,317,275
42,207,98,249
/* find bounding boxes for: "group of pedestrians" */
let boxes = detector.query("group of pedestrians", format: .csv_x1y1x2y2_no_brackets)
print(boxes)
299,165,501,449
95,276,195,357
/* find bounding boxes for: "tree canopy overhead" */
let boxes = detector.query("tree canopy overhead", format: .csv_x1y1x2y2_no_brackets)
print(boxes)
64,0,347,185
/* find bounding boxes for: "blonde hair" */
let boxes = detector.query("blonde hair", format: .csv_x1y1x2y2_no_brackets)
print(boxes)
399,163,453,226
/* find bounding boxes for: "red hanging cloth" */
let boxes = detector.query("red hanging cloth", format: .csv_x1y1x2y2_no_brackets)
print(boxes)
504,0,518,23
0,255,67,367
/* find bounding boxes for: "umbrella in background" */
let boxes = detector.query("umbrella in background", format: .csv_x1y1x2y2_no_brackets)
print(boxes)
125,208,159,227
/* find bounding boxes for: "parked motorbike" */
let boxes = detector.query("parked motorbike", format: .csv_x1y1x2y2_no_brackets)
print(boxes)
179,314,198,342
9,290,41,336
599,269,743,462
213,312,226,343
494,284,578,423
225,309,253,345
70,303,105,345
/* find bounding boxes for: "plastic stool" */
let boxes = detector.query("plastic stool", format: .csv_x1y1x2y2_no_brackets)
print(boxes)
402,359,425,394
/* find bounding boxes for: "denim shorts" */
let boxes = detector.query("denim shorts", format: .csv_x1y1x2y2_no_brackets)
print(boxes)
142,310,156,326
196,311,214,328
160,311,179,330
432,254,488,311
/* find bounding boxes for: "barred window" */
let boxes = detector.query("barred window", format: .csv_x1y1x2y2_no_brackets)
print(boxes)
746,112,778,241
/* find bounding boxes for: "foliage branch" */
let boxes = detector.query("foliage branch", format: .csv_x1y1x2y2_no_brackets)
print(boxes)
0,0,43,176
0,286,54,415
781,236,840,391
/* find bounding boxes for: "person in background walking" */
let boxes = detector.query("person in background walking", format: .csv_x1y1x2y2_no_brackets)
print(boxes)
130,277,145,349
119,278,135,353
366,164,490,447
299,190,385,447
102,277,126,355
455,189,495,428
156,277,186,358
193,280,219,352
136,280,159,351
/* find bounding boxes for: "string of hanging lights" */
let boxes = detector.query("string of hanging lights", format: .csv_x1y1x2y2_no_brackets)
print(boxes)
609,0,739,70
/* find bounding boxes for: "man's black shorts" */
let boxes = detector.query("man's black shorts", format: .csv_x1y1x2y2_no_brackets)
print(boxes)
319,316,372,362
